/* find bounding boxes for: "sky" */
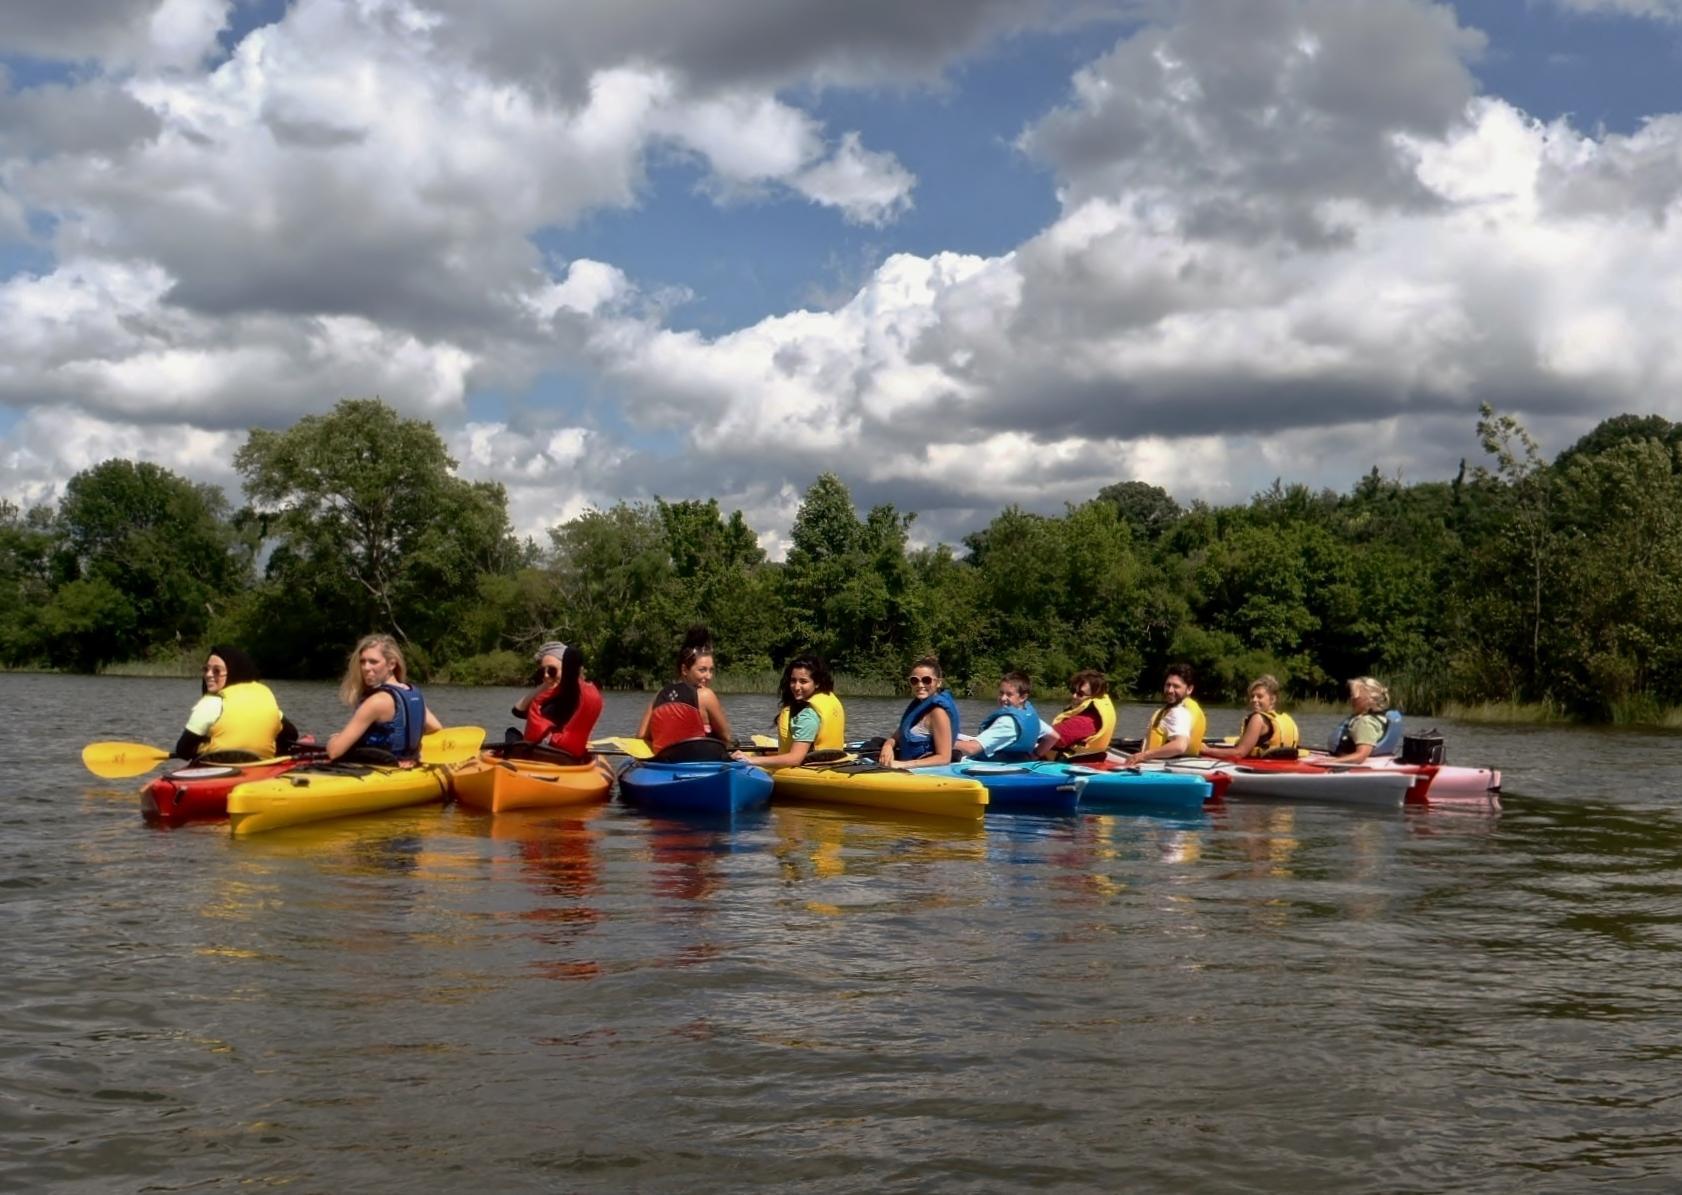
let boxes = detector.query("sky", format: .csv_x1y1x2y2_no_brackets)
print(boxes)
4,0,1682,554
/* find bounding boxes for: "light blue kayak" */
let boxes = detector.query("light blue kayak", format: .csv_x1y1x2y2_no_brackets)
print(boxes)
617,759,773,816
1073,769,1213,813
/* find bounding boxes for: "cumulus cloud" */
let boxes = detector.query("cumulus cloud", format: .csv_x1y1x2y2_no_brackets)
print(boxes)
0,0,230,70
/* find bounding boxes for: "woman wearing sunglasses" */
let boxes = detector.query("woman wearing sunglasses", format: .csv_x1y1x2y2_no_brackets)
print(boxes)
878,656,961,769
172,643,299,762
511,641,603,761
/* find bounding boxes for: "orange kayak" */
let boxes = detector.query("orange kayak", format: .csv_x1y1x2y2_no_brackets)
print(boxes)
451,750,615,813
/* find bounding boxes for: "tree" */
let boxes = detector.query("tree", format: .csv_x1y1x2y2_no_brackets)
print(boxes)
235,399,517,672
0,500,57,665
53,459,245,664
1096,479,1181,543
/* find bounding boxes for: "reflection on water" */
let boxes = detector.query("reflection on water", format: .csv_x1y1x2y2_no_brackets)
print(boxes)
6,673,1682,1191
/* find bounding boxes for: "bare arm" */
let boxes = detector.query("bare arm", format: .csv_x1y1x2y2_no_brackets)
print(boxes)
1327,742,1375,764
635,700,653,740
700,689,733,743
891,707,954,768
736,739,811,768
1203,713,1266,759
327,691,397,760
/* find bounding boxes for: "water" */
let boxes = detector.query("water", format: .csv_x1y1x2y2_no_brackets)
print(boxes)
4,674,1681,1192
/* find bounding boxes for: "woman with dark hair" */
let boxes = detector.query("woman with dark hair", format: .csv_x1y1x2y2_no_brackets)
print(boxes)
173,644,298,762
511,641,602,761
736,654,845,768
879,655,961,769
635,626,735,761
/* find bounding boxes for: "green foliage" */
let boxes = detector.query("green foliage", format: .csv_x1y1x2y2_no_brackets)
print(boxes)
440,649,531,686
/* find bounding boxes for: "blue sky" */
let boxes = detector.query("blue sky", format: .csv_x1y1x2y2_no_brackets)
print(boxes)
5,0,1682,548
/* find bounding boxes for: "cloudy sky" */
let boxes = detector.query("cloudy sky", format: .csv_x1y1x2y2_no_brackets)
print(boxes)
4,0,1682,551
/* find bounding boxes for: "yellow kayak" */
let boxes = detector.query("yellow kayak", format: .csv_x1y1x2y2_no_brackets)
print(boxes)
768,756,987,820
227,762,451,836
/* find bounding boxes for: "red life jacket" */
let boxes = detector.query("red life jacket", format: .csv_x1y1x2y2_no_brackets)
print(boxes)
523,680,604,759
647,682,709,753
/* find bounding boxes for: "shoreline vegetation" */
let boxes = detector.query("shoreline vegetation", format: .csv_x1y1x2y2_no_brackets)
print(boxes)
10,399,1682,729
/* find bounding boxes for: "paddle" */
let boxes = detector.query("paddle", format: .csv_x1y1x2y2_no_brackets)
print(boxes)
83,725,485,779
419,726,486,765
81,741,172,779
589,735,653,760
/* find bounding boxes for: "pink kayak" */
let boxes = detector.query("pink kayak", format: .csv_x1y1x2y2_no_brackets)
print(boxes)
1294,754,1500,801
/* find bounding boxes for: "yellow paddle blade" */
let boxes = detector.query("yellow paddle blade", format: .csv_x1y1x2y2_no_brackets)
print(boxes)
419,726,486,765
81,741,171,779
588,736,652,760
751,734,777,749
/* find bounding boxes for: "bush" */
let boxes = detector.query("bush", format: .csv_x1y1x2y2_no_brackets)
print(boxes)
439,649,528,686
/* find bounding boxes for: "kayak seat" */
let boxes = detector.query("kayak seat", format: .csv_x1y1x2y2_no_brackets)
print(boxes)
653,737,732,763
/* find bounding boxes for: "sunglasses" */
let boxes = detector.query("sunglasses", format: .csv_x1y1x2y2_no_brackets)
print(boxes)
908,674,938,686
203,666,226,676
542,666,559,679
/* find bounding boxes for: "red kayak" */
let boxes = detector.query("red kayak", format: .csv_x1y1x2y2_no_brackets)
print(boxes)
141,746,324,825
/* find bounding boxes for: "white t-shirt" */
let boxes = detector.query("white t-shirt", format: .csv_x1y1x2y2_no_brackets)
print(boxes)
1155,704,1192,744
185,694,223,735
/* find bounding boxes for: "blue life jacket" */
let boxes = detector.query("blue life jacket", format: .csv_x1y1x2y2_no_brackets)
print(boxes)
975,701,1041,760
1330,708,1402,756
357,683,427,758
896,688,961,761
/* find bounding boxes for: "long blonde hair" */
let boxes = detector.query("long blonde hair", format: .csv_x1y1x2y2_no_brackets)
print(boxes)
339,634,407,706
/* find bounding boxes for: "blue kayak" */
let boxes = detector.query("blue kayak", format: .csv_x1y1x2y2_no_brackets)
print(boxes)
617,759,773,816
1073,769,1212,813
917,760,1091,814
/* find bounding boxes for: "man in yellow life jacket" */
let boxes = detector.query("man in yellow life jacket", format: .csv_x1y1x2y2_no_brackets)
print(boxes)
1115,662,1205,765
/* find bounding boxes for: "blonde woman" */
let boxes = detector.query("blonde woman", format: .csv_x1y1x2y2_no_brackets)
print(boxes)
1326,677,1397,764
326,634,442,761
1203,675,1300,760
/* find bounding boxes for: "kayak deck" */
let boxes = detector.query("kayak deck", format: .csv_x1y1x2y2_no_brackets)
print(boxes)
227,762,451,836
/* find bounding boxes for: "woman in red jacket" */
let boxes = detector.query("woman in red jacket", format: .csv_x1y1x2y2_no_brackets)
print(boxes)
512,642,602,760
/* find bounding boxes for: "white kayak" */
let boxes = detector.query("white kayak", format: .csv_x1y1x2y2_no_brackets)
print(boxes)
1164,759,1416,807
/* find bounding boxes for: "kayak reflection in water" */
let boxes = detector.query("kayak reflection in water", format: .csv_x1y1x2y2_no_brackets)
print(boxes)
325,633,442,763
172,643,298,763
636,625,735,762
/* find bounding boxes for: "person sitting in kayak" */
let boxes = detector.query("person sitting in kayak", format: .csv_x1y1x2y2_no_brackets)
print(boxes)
326,633,442,762
735,653,845,767
173,644,299,762
636,625,735,761
1325,676,1401,763
1113,663,1205,765
1202,674,1300,760
510,641,602,762
957,671,1056,761
879,656,961,769
1037,669,1116,764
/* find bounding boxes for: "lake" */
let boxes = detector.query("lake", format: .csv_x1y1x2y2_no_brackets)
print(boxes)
4,673,1680,1191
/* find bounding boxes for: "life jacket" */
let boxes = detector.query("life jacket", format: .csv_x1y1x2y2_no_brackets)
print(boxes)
1053,693,1117,759
204,681,284,756
647,682,710,754
356,683,427,759
777,691,846,752
975,700,1041,760
523,680,604,759
1146,696,1206,755
895,688,961,761
1331,709,1402,756
1246,709,1300,757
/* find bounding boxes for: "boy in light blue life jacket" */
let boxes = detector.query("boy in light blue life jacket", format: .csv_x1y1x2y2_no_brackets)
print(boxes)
956,671,1057,761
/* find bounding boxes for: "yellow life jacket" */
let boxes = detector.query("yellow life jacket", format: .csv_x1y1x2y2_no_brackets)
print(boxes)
777,691,846,752
1052,693,1116,757
204,681,284,756
1146,697,1205,755
1244,710,1305,757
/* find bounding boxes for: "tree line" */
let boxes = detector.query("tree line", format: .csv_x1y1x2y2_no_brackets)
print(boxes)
3,398,1680,721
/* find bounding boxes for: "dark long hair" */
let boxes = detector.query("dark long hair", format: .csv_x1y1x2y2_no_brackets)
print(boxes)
778,653,834,709
546,644,584,728
204,644,261,694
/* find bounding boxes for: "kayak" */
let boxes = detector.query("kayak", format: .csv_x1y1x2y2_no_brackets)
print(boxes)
141,756,307,825
916,760,1091,814
1336,755,1500,798
226,762,451,836
767,757,987,820
451,750,615,813
617,759,774,816
1169,758,1417,807
1072,768,1215,813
